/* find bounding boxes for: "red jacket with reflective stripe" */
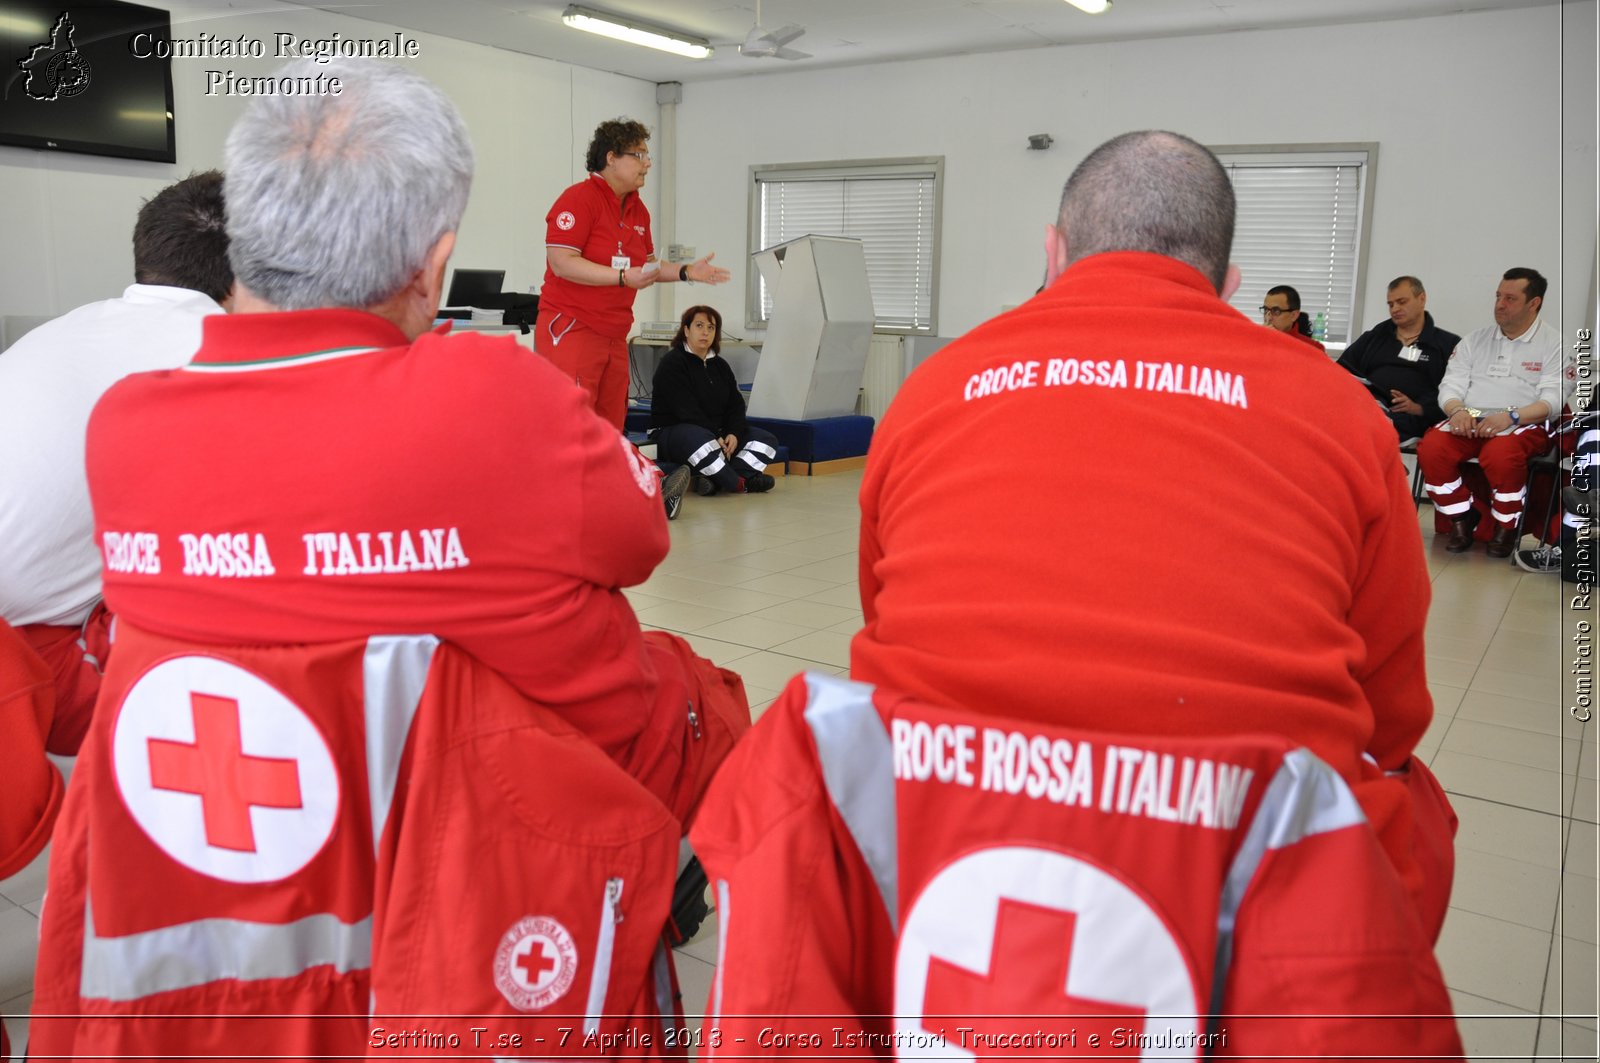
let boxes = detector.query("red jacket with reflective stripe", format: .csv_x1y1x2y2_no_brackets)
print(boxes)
691,673,1465,1060
30,623,682,1059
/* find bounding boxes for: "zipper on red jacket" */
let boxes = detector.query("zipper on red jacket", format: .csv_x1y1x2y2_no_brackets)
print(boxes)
686,700,702,740
583,877,625,1034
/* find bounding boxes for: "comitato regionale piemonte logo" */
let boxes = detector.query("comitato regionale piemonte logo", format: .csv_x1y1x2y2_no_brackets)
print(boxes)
17,12,92,101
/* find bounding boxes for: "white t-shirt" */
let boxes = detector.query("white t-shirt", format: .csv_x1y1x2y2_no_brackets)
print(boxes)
0,284,222,626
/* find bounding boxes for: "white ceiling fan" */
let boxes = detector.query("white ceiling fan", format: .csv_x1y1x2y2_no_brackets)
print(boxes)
739,0,810,60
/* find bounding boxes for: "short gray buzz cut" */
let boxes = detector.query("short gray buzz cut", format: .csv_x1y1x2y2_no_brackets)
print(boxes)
1057,130,1234,292
223,59,475,311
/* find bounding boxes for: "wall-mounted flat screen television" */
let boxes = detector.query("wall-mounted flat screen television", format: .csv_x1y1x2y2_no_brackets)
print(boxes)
0,0,176,162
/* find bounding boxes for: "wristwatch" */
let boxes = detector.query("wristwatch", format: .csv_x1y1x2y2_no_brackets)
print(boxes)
1508,408,1521,425
679,264,691,283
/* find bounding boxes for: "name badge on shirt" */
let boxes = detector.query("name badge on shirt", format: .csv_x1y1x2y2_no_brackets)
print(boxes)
1400,344,1422,362
611,254,631,270
1487,358,1512,378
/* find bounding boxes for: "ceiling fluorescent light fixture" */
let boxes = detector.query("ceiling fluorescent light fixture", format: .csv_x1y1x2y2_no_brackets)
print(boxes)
1063,0,1112,12
562,5,713,59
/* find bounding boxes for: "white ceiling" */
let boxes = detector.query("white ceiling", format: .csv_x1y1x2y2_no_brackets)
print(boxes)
284,0,1557,85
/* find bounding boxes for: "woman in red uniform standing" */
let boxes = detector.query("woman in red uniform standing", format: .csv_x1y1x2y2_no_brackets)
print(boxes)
536,118,730,428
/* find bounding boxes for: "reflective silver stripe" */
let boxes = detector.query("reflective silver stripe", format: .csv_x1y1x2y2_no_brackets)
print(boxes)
700,453,728,476
741,441,777,461
584,878,622,1034
364,635,439,856
1434,498,1474,515
1493,488,1528,502
1425,478,1464,495
710,879,731,1023
687,439,721,467
802,672,899,930
81,900,371,1001
1208,747,1365,1020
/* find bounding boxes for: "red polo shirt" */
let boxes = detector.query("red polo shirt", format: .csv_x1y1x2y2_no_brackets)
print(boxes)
541,173,654,339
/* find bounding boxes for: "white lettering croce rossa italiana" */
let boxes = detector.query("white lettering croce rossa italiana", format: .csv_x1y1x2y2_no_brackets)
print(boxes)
962,357,1248,410
301,527,470,576
890,718,1255,831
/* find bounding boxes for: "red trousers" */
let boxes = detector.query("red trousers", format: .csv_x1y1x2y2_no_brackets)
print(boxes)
1418,423,1550,527
0,619,61,881
15,604,112,756
533,306,630,429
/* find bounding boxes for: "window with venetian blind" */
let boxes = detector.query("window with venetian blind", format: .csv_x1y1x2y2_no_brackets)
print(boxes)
1213,145,1377,346
748,157,943,334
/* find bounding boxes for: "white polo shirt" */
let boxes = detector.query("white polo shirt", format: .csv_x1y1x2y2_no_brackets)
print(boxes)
0,284,222,626
1437,317,1568,420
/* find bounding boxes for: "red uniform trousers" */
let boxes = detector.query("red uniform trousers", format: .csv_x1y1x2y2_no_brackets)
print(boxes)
1419,423,1551,529
0,618,61,882
535,306,630,429
14,604,112,756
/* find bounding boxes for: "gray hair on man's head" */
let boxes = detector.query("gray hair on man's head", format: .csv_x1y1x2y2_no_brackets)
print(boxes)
224,59,474,310
1057,130,1234,292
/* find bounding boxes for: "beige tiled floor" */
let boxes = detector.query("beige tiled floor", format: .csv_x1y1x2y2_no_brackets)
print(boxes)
3,469,1597,1060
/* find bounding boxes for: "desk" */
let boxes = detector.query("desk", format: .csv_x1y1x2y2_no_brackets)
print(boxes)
628,335,762,400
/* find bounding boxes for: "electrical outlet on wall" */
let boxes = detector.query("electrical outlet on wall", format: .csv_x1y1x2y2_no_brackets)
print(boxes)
667,245,695,263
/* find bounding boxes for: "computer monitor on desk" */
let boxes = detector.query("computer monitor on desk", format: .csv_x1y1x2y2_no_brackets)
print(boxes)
444,268,506,308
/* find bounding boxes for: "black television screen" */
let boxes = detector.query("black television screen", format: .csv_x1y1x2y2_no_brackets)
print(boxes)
0,0,175,162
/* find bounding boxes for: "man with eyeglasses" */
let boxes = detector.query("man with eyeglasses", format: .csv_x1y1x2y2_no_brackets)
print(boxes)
536,118,729,432
1337,276,1461,443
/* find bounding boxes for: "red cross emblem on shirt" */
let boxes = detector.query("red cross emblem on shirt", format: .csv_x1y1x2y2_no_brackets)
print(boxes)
516,938,560,988
921,899,1146,1056
147,692,304,852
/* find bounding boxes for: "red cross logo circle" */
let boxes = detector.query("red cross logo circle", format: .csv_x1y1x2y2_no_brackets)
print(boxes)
895,846,1200,1059
494,915,580,1011
556,210,576,231
619,435,659,497
111,655,339,884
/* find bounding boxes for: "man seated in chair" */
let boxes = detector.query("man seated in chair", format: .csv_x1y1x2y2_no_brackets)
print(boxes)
1418,267,1569,556
83,60,746,830
850,130,1454,939
0,171,231,755
1337,275,1460,443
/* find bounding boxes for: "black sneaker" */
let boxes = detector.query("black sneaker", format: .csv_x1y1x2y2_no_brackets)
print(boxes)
692,473,717,496
743,473,776,494
1514,544,1561,573
661,465,691,521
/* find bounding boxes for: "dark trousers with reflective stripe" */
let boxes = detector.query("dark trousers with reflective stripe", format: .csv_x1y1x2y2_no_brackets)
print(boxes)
655,424,779,492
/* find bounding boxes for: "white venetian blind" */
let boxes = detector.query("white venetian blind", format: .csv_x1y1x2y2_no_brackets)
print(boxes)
753,160,941,332
1220,150,1369,345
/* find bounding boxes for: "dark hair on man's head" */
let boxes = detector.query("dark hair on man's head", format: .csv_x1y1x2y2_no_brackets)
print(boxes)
673,304,723,355
1388,275,1425,296
1266,284,1301,311
1057,130,1234,292
1267,284,1314,336
586,118,651,174
1502,267,1548,304
133,170,232,303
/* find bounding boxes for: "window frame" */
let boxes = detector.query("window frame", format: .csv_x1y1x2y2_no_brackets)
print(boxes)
1209,142,1379,346
746,156,944,335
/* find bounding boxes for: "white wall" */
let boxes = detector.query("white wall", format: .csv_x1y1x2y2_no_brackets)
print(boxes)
0,0,657,316
674,3,1597,344
4,2,1594,347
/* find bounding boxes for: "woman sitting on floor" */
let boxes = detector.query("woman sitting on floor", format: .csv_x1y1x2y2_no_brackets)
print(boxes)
650,304,779,495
